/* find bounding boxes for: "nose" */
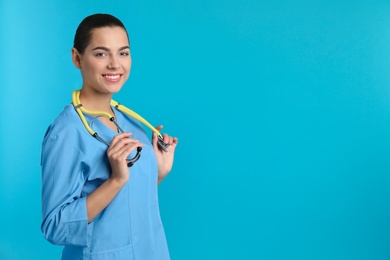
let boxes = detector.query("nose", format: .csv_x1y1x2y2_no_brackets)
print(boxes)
108,56,120,70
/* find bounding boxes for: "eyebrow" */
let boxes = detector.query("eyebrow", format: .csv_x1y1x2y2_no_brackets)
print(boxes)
92,46,130,51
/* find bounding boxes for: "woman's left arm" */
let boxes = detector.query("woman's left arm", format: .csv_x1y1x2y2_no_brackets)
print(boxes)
152,125,178,184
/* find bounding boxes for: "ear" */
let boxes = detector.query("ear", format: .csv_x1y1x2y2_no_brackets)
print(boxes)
71,48,82,69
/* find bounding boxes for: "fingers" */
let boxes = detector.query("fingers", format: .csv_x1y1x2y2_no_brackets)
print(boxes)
107,132,142,162
172,137,179,147
161,133,173,145
108,133,134,151
161,133,178,146
152,126,178,151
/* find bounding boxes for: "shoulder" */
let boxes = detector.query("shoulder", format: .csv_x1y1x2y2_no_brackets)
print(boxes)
41,104,90,166
43,104,85,143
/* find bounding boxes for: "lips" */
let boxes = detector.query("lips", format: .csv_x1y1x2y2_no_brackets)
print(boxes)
103,74,122,82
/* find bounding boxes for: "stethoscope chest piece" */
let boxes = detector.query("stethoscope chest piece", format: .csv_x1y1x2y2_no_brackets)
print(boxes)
157,135,169,152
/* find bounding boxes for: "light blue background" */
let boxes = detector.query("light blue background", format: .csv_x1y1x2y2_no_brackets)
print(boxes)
2,0,390,259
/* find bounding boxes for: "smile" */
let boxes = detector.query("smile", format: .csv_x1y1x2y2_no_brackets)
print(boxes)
103,74,121,80
103,74,122,82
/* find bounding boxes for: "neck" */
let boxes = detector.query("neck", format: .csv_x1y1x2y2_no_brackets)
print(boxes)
79,88,113,113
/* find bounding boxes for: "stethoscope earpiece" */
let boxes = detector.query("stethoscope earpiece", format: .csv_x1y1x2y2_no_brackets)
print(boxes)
127,147,142,167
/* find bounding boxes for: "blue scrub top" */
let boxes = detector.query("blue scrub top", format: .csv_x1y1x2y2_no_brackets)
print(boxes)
41,104,170,260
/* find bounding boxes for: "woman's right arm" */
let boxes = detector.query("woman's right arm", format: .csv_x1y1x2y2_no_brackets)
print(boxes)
85,132,142,223
41,128,92,246
41,129,140,246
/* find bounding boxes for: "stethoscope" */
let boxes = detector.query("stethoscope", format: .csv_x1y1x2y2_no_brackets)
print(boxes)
72,90,169,167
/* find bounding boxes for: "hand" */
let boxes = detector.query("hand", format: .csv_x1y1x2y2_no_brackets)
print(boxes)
152,125,178,184
107,132,143,184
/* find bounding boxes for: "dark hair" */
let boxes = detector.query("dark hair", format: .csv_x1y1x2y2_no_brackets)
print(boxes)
73,13,128,54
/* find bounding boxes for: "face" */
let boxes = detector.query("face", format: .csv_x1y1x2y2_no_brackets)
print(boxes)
72,26,131,95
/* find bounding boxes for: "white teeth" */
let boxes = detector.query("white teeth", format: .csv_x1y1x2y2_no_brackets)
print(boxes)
104,75,120,79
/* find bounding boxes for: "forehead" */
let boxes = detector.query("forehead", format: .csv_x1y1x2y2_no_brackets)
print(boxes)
88,26,129,49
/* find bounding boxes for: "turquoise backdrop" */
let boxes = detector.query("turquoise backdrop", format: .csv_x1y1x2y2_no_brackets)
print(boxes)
2,0,390,259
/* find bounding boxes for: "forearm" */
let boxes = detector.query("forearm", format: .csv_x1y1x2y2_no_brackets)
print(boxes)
86,177,127,222
157,171,169,185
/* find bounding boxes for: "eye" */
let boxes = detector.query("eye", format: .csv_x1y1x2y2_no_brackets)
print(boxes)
95,52,108,57
120,51,129,56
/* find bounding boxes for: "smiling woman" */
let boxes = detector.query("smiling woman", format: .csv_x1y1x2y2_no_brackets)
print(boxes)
40,13,178,260
72,26,131,101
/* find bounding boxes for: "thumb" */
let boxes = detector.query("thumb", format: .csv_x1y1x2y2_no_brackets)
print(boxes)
152,132,158,148
152,125,163,150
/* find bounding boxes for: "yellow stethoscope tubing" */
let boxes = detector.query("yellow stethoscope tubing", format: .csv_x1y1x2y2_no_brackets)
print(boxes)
110,100,160,136
71,90,168,150
72,90,98,137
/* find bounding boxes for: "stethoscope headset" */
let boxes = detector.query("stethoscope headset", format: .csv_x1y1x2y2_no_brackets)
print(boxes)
72,90,169,167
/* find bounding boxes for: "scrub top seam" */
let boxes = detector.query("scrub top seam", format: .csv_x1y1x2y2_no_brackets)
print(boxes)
127,182,136,259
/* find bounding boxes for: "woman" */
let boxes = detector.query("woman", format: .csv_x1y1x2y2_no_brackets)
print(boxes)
41,13,178,259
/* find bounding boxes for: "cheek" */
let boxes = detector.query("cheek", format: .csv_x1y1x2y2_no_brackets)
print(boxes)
126,60,132,72
123,57,131,68
83,59,104,74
